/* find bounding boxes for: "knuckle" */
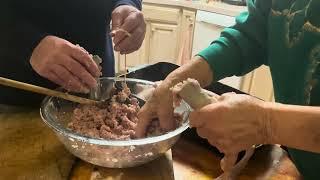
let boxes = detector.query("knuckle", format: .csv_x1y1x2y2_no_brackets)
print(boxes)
50,52,60,60
60,42,72,51
112,10,121,17
138,27,145,35
64,61,74,71
136,11,144,19
128,13,137,21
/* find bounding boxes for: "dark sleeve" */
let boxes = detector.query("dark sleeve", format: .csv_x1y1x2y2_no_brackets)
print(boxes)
1,0,49,72
197,0,271,81
113,0,142,10
0,1,55,106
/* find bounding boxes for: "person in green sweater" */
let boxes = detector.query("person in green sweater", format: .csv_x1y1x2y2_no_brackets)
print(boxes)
135,0,320,179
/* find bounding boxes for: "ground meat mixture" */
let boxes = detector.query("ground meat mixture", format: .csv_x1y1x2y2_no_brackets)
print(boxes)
68,84,183,140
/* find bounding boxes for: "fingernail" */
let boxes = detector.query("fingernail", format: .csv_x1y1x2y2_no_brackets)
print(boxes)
83,87,90,94
95,72,101,77
79,85,90,93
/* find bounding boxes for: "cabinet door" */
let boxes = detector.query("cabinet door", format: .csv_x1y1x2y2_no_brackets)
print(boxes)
192,22,224,57
117,37,147,72
147,23,179,64
180,9,196,57
241,65,274,101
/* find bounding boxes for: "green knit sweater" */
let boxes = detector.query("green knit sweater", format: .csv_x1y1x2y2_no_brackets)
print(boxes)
198,0,320,179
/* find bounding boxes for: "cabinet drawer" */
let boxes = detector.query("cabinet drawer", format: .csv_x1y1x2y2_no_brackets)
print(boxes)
142,4,180,24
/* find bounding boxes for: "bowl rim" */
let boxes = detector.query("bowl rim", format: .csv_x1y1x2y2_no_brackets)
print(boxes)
40,77,190,146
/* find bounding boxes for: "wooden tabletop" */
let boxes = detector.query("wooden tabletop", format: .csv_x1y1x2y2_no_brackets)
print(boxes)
0,110,302,180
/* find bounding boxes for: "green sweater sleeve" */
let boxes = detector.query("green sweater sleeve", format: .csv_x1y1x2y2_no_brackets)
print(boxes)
197,0,271,81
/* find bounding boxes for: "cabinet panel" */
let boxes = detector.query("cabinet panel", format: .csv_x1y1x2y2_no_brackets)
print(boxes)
181,9,196,53
192,12,241,89
192,22,223,57
148,23,179,64
176,9,196,65
241,65,274,101
143,4,180,24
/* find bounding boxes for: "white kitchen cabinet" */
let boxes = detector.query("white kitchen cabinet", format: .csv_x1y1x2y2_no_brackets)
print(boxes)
192,10,242,90
148,23,179,64
177,9,196,63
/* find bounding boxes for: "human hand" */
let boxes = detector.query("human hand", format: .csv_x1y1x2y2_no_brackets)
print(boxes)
189,93,272,154
111,5,146,54
30,35,100,93
134,81,176,138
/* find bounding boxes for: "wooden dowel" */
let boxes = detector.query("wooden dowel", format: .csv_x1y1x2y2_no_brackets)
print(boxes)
0,77,98,104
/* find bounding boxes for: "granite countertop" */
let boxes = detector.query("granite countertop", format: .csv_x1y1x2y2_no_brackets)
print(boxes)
143,0,247,16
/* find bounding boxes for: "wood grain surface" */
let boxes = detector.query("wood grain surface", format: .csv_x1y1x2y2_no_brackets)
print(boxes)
0,109,302,180
71,138,302,180
0,110,75,180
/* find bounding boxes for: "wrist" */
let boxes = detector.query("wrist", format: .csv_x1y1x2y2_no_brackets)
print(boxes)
261,101,279,145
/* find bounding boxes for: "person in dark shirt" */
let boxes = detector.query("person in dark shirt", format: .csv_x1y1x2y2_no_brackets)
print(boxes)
0,0,145,106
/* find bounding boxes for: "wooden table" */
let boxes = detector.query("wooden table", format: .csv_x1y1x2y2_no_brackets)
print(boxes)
0,110,302,180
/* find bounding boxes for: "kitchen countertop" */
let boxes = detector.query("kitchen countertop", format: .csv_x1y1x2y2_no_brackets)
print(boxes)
0,109,302,180
143,0,247,16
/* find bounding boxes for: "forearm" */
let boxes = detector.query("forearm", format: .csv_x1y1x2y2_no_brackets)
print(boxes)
161,56,214,90
268,102,320,153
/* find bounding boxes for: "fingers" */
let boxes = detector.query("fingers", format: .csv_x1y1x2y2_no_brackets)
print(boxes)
135,102,157,138
47,70,65,86
111,5,145,54
158,97,176,131
189,111,206,127
115,27,145,54
219,92,236,101
111,9,124,33
113,11,142,46
196,128,212,139
118,28,145,54
50,64,89,93
56,55,97,89
220,153,238,172
154,81,162,87
68,46,100,78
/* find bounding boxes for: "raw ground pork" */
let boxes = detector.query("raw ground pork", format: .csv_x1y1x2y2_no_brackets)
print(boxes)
68,84,182,140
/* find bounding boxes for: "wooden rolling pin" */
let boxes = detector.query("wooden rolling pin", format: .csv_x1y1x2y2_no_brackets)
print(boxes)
0,77,98,104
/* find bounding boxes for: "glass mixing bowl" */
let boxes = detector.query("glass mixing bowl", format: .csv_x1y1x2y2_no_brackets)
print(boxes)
40,77,190,168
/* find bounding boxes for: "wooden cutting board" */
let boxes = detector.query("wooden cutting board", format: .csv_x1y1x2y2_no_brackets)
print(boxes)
70,139,302,180
0,110,75,180
171,139,301,180
70,151,175,180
